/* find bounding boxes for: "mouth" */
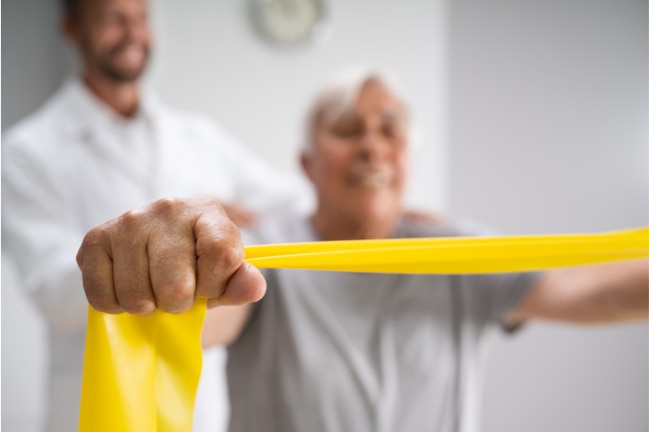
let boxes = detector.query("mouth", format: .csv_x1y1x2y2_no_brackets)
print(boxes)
347,170,393,188
112,44,147,65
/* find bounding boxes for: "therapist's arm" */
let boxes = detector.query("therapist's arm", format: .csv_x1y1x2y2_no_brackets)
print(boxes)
508,260,648,324
76,197,266,317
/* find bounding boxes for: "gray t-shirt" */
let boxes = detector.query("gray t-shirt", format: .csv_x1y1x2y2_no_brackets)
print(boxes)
228,213,538,432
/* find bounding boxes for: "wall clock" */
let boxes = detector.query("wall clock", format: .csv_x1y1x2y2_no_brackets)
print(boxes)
249,0,331,47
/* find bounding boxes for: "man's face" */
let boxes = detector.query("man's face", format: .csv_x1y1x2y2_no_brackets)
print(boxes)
304,79,410,226
71,0,152,83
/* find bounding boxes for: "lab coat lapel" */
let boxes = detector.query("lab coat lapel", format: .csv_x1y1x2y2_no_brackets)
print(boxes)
63,79,154,194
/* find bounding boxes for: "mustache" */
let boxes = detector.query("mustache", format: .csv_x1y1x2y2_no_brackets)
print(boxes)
347,162,392,177
108,40,150,57
345,163,394,187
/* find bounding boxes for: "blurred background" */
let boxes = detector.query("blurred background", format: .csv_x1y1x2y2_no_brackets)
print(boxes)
2,0,647,431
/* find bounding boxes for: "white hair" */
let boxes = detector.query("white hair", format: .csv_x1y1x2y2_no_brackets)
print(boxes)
302,67,413,155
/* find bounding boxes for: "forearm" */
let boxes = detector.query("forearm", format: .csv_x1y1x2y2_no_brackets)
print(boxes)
512,259,648,324
202,304,251,348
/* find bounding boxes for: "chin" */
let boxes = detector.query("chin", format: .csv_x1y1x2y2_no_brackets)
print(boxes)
351,193,400,219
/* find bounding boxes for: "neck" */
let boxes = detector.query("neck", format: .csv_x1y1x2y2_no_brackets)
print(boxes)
311,207,400,241
83,71,141,118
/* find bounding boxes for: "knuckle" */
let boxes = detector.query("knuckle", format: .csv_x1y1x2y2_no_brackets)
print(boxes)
151,197,182,217
219,243,245,273
157,279,194,313
198,234,244,274
117,208,145,230
77,221,116,268
168,282,195,303
75,246,85,268
86,293,122,314
77,228,103,261
123,300,156,316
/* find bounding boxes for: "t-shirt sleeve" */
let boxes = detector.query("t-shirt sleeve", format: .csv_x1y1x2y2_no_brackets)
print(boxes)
457,271,540,335
437,218,542,335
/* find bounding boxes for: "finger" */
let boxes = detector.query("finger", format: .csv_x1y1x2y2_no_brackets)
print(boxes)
111,210,156,315
207,263,267,307
195,211,244,300
77,226,122,314
148,221,197,314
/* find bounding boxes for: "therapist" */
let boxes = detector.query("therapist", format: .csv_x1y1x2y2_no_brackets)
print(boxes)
1,0,307,431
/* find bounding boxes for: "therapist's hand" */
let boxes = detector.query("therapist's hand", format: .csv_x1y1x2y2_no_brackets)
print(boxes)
76,197,266,315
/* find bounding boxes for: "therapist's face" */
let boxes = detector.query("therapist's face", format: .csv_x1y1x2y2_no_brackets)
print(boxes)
68,0,152,83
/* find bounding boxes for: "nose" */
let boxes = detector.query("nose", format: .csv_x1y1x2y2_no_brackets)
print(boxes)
123,15,149,42
357,129,389,162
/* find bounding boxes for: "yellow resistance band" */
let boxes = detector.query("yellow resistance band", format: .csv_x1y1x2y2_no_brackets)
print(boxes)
79,298,206,432
245,227,649,273
79,228,648,431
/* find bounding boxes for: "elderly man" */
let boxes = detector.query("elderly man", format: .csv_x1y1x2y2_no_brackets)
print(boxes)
78,72,648,432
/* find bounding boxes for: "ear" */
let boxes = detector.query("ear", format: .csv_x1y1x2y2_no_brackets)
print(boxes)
300,151,315,183
62,15,80,45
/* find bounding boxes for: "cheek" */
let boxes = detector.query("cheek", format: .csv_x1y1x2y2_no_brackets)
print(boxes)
393,151,410,188
315,144,355,180
95,27,121,50
142,29,153,45
96,24,126,47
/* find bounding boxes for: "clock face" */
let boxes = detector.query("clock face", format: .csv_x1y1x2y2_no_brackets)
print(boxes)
250,0,329,46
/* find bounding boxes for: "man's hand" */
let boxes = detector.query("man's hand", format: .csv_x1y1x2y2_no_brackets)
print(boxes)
76,197,266,315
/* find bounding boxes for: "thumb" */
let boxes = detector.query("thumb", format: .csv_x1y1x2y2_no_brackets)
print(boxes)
207,263,267,307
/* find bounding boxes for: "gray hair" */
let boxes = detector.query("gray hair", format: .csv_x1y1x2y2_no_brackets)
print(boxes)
302,68,412,155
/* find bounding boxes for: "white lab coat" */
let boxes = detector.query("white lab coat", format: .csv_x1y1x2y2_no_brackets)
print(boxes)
2,77,310,432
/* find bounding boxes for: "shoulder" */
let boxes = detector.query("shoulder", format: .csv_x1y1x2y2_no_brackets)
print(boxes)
3,84,74,167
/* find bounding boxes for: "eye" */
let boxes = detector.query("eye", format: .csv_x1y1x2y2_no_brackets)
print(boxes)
99,9,123,24
329,117,363,138
381,121,405,140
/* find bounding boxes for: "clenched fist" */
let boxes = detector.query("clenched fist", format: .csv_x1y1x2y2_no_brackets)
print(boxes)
76,197,266,315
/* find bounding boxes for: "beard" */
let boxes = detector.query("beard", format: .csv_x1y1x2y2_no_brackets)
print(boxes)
90,42,151,83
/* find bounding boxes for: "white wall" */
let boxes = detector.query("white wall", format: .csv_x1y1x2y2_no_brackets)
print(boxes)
448,1,648,431
148,0,448,212
2,0,647,431
1,0,70,130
